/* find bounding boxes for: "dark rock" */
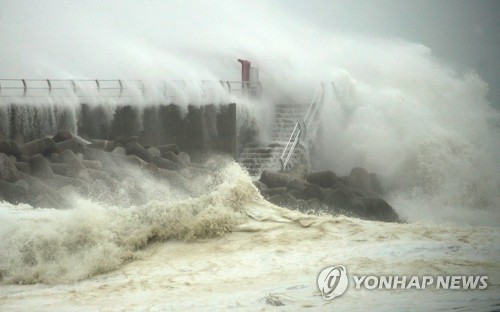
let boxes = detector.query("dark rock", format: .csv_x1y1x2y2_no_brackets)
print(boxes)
364,198,399,222
302,184,324,201
21,139,49,157
158,144,180,155
42,138,58,155
88,139,114,151
268,193,298,207
162,151,187,168
28,154,54,179
369,173,383,195
49,153,60,163
0,141,22,160
52,130,73,143
0,141,10,155
8,141,22,159
15,162,31,175
339,176,350,186
263,187,287,197
125,141,152,163
324,187,351,208
253,180,268,192
60,150,86,177
259,170,294,188
349,167,371,193
0,179,28,204
146,147,161,158
151,156,180,171
349,197,368,216
306,170,338,188
56,138,87,154
50,163,69,176
0,153,20,182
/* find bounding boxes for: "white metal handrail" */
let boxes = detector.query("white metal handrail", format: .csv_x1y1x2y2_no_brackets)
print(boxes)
279,83,325,171
0,79,262,99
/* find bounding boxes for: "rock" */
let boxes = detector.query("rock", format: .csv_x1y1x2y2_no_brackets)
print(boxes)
146,147,161,158
268,193,297,207
0,140,10,155
158,144,180,155
324,187,351,208
49,153,60,163
50,163,69,176
60,150,86,177
0,153,20,182
263,187,287,197
349,167,371,193
88,139,114,151
369,173,383,195
349,197,368,217
18,172,68,208
302,184,324,201
306,170,338,188
151,156,180,171
42,138,57,155
259,170,294,188
125,141,152,162
252,180,268,192
82,160,103,170
162,151,187,168
125,154,148,167
8,141,22,159
52,130,73,143
0,179,28,204
28,154,54,179
364,198,399,222
56,138,87,154
112,146,127,155
286,177,309,192
15,162,31,175
0,140,22,160
178,152,190,165
21,139,50,157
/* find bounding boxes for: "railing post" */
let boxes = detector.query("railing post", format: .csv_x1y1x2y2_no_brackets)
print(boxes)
118,79,123,97
95,79,100,92
47,79,52,94
72,80,77,94
22,79,27,96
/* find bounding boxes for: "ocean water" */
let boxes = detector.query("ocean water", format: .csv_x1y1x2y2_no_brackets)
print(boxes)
0,162,499,311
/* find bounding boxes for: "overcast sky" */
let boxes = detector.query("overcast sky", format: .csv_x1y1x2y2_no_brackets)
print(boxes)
1,0,498,105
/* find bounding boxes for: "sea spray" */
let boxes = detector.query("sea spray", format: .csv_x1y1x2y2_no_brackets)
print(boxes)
0,161,258,284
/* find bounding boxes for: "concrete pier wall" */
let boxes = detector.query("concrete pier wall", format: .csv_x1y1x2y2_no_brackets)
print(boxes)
0,102,237,160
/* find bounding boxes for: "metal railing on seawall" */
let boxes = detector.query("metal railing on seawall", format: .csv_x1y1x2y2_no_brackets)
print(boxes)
279,83,325,171
0,79,262,99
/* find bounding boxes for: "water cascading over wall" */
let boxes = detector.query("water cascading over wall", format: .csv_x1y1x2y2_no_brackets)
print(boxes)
0,101,237,160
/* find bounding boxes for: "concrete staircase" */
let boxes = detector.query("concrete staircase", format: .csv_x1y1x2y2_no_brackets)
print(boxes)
238,103,309,177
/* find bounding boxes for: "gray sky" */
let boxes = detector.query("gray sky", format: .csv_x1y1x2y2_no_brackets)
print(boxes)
279,0,500,105
1,0,499,105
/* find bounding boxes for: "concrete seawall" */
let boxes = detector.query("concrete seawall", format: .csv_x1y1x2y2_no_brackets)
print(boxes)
0,102,237,161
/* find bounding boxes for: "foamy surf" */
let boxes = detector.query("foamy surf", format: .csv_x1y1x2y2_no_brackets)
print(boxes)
1,162,499,311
